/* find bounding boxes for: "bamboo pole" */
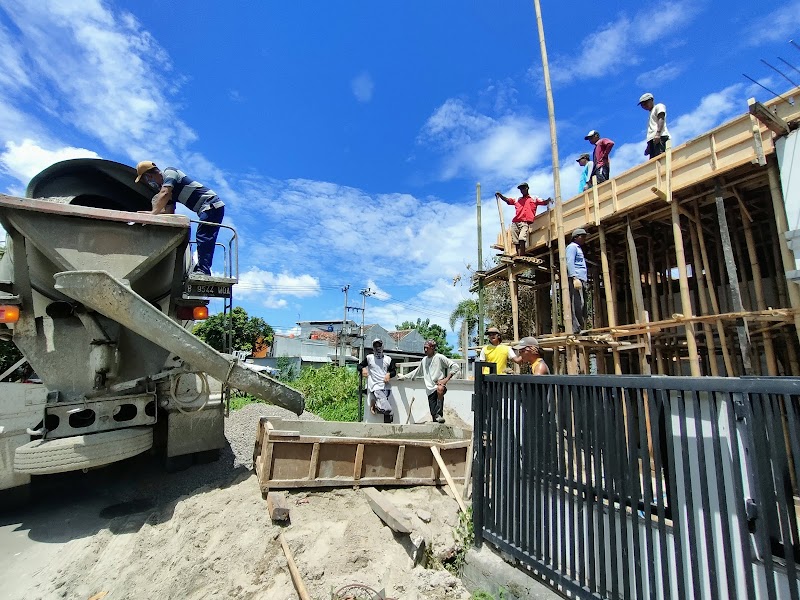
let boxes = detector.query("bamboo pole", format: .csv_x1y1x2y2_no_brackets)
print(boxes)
688,216,719,375
767,204,799,374
715,183,752,375
767,161,800,347
532,0,576,373
737,189,778,375
626,220,651,375
599,228,622,374
647,235,666,374
667,141,701,376
279,533,312,600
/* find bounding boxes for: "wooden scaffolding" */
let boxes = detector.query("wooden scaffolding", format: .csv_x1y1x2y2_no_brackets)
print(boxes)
473,88,800,376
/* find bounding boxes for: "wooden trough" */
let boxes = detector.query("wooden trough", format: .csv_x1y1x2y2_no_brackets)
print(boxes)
253,418,471,494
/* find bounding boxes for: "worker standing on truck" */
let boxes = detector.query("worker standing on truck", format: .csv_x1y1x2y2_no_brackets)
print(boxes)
135,161,225,276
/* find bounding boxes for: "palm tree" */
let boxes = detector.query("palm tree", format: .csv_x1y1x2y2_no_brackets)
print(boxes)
449,298,480,344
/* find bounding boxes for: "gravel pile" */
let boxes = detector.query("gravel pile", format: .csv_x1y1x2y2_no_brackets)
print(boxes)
225,401,321,468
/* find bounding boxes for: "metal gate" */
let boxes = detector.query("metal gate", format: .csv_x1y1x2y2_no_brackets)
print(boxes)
472,366,800,600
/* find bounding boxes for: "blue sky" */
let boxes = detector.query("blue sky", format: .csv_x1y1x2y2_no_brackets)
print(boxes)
0,0,798,349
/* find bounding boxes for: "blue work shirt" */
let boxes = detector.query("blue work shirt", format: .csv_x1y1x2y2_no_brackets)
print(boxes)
566,241,587,281
579,162,593,193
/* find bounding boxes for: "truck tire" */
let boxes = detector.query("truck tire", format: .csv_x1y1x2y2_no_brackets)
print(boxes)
14,427,153,475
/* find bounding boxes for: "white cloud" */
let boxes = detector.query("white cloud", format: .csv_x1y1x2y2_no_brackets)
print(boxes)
419,99,551,182
542,1,700,86
635,62,685,89
0,139,100,183
365,280,391,301
670,84,744,142
0,0,235,199
351,72,374,103
236,267,321,309
744,1,800,46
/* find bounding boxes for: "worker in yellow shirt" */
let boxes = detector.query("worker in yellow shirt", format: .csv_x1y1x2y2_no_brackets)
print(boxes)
478,327,522,374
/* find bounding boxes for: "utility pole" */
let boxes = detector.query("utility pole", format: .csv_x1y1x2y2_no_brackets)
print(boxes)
340,285,350,367
476,183,485,343
359,287,375,361
532,0,576,373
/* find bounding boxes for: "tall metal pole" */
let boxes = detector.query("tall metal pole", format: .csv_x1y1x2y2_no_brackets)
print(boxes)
477,183,485,343
532,0,576,373
340,284,350,367
359,287,373,362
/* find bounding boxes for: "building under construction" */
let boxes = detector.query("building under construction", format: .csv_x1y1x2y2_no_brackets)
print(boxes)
474,88,800,376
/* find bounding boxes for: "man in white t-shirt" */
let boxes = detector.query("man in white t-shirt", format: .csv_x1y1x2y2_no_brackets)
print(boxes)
638,92,671,159
357,339,397,423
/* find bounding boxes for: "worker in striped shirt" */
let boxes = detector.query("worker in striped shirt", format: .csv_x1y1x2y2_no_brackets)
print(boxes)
135,161,225,276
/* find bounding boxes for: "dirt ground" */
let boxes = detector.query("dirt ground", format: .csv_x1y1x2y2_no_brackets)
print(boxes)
1,405,474,600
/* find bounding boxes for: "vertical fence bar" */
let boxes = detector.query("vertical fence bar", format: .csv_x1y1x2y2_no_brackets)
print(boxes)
575,384,586,588
648,388,672,600
665,390,688,600
750,393,780,600
678,389,703,599
693,390,721,600
765,393,800,600
616,385,633,600
594,384,608,596
625,386,644,600
603,386,620,600
638,387,657,600
725,390,757,600
472,362,486,548
708,391,738,600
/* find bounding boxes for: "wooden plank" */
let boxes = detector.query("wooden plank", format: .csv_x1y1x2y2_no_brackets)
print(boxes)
308,442,320,480
462,438,474,500
353,443,364,482
749,97,790,135
394,445,405,479
267,477,463,489
715,184,752,375
267,492,290,522
362,487,412,534
431,446,468,513
278,533,312,600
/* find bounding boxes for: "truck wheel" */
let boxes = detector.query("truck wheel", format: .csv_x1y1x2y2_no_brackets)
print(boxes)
14,427,153,475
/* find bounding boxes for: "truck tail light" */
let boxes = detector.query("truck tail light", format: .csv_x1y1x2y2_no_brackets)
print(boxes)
0,305,20,323
177,305,209,321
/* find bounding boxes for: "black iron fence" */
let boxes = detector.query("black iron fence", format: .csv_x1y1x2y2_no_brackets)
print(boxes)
472,366,800,600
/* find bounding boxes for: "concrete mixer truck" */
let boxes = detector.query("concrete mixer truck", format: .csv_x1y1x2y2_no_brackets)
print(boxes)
0,158,304,504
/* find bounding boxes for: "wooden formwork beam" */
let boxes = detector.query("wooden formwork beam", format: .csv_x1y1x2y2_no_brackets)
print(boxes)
688,218,720,376
715,183,753,375
599,226,622,374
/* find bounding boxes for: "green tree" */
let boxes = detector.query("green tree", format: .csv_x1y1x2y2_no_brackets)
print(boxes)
449,298,480,344
193,306,274,354
396,317,454,357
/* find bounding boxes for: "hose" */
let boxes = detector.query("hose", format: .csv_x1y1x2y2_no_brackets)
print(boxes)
169,370,210,414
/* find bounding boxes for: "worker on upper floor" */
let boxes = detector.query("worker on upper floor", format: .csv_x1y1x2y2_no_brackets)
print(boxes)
639,92,671,159
577,152,593,193
584,130,614,185
495,183,552,256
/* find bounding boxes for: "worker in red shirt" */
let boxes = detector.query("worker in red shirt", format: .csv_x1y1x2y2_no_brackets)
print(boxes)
584,130,615,185
495,183,551,256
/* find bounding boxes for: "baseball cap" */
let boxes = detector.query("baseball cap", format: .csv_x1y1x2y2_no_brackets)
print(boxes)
512,336,540,350
372,338,383,346
584,130,599,140
517,182,529,190
576,152,591,162
638,92,654,105
135,160,157,183
572,227,588,238
486,326,501,335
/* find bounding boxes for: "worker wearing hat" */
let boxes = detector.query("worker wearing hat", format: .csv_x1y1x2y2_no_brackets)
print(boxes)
357,338,397,423
512,337,550,375
576,152,593,193
478,326,522,375
584,130,614,185
638,92,670,159
134,161,225,276
567,227,589,334
397,339,460,423
495,183,552,257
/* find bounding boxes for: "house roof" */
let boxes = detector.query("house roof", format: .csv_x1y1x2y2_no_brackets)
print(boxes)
308,329,338,343
390,329,414,341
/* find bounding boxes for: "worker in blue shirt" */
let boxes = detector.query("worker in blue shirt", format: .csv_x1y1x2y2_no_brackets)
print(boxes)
566,228,588,334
